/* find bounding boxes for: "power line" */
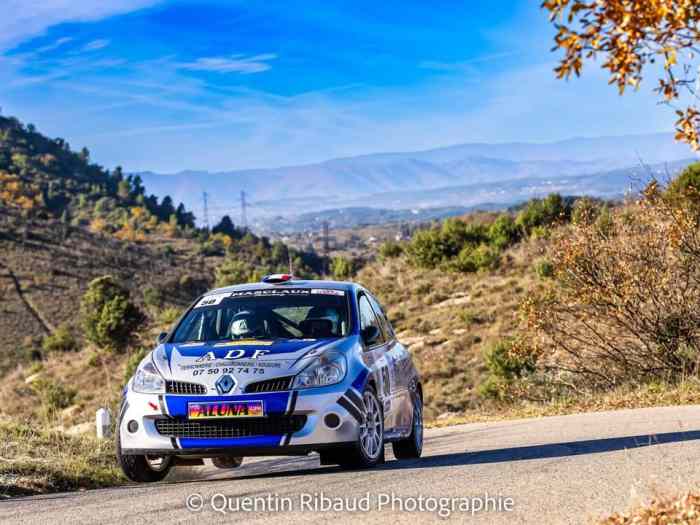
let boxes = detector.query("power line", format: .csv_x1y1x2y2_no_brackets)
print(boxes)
240,190,248,231
202,191,210,231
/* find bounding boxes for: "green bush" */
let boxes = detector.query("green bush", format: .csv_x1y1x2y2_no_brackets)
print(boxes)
142,286,163,311
405,228,448,268
379,240,403,259
80,276,144,351
331,256,355,280
31,378,76,416
450,243,500,273
488,214,520,249
666,162,700,211
215,259,251,287
479,339,537,400
41,325,77,353
533,259,554,279
516,193,570,236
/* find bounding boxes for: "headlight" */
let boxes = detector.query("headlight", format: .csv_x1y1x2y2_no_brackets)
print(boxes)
132,358,165,394
292,351,347,389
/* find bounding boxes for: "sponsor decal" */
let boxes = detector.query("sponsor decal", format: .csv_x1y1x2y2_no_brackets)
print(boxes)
213,340,274,347
179,360,283,370
193,293,230,309
311,289,345,296
229,289,312,297
196,349,271,362
188,400,264,419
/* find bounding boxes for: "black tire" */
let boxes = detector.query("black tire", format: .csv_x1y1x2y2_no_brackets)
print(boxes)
334,385,384,469
116,422,172,483
392,391,423,459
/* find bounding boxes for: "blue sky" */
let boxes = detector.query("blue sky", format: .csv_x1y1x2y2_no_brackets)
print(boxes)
0,1,675,173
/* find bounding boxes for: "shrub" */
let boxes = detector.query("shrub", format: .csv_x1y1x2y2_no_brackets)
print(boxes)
666,162,700,212
478,339,537,400
41,324,77,353
331,256,355,280
80,276,144,351
519,179,700,389
450,243,500,273
405,228,449,268
215,259,251,287
571,197,601,226
142,286,163,311
379,240,403,259
516,193,570,235
488,214,520,249
533,259,554,279
31,377,76,417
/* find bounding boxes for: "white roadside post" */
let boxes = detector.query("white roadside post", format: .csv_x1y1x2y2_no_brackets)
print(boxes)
96,408,112,439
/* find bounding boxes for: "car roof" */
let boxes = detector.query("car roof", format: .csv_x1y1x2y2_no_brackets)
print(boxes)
206,279,359,296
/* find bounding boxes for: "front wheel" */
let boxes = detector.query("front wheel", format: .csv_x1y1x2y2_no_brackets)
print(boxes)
392,392,423,459
332,386,384,469
116,423,172,482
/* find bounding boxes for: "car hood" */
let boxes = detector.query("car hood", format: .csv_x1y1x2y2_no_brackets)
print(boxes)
153,337,351,395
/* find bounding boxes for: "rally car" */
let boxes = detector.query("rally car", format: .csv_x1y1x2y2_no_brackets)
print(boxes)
117,274,423,482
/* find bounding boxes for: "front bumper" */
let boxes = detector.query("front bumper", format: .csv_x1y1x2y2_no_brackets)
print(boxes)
119,385,365,455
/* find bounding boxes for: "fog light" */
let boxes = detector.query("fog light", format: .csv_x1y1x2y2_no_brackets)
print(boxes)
324,413,341,429
127,420,139,433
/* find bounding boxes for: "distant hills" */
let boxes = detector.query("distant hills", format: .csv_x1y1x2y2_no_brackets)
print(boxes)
138,132,697,231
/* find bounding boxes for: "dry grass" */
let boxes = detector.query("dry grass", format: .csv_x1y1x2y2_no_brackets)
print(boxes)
0,418,122,498
427,378,700,428
600,490,700,524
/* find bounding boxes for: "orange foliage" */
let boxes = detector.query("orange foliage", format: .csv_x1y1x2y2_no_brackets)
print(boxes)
543,0,700,149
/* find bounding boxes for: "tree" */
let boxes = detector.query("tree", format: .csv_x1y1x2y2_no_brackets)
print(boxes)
212,215,236,237
543,0,700,149
80,276,145,351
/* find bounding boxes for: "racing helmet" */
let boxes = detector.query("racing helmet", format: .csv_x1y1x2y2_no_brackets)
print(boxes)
229,310,264,339
306,307,340,334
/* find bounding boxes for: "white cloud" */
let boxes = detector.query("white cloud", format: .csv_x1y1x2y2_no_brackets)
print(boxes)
180,54,277,74
35,36,73,53
0,0,158,52
82,39,110,52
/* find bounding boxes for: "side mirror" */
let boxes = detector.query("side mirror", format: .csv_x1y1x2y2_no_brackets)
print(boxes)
361,326,381,347
156,332,168,345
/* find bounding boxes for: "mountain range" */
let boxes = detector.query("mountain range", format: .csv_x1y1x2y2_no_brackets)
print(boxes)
138,132,697,230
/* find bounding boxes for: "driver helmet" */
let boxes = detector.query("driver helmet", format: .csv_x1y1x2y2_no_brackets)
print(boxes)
230,310,264,338
306,307,341,334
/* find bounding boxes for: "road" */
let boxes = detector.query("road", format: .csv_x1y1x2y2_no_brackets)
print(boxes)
3,405,700,524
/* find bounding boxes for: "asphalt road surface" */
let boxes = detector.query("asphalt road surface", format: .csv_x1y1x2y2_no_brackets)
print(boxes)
3,405,700,524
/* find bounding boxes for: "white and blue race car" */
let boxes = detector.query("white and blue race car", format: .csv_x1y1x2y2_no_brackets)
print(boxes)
117,275,423,482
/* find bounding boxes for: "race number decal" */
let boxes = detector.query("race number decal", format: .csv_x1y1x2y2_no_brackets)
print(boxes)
194,293,230,308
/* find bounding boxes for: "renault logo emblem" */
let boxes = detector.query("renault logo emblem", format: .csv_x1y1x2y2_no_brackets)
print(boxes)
215,374,236,394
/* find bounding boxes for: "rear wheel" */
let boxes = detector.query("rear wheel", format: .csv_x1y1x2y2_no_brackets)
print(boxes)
328,386,384,469
392,392,423,459
116,422,172,482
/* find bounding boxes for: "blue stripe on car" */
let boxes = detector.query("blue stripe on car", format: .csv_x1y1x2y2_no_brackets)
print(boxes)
351,368,369,390
179,435,284,449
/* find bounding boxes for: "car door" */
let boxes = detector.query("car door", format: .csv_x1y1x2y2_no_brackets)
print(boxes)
367,293,413,433
357,292,396,431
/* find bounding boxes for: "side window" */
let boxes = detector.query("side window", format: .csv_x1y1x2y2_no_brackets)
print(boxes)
358,294,385,346
368,294,395,341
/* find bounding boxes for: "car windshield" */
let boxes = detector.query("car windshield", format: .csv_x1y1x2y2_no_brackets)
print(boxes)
172,288,350,344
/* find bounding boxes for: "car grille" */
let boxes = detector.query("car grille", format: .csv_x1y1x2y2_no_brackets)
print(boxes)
155,416,307,439
166,380,207,395
244,376,294,393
